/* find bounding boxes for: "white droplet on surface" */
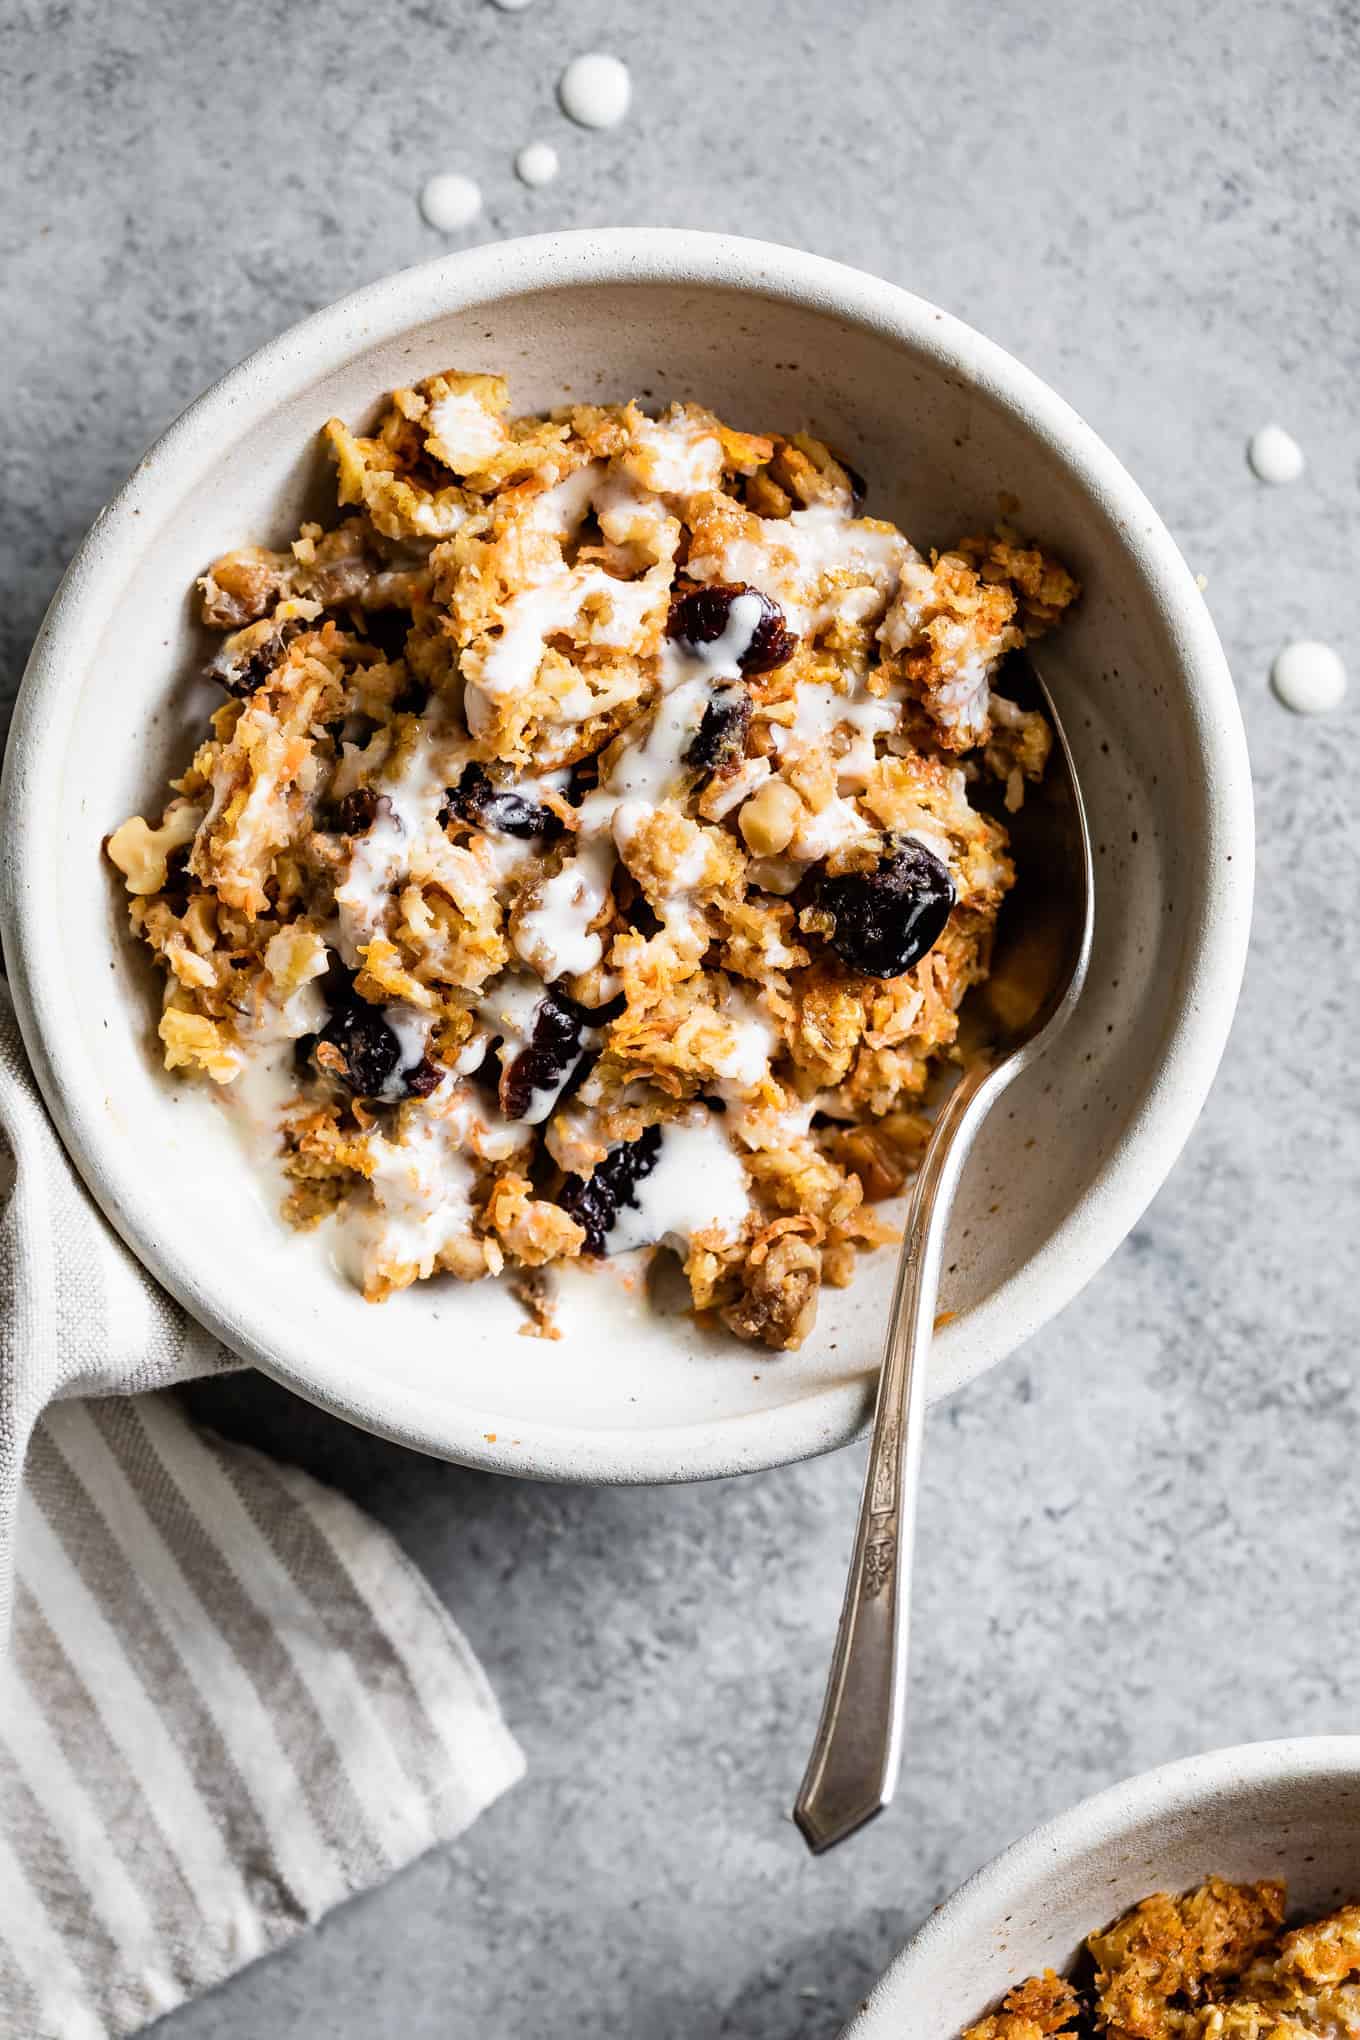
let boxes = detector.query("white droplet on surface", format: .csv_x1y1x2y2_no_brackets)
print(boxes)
515,141,560,187
558,51,631,129
1247,423,1305,485
491,0,535,9
419,173,483,233
1270,640,1347,716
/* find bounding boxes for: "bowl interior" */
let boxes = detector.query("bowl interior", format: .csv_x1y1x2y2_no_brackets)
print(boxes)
846,1744,1360,2037
7,245,1238,1477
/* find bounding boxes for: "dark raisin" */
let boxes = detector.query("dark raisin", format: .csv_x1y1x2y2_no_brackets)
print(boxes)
301,959,410,1100
402,1055,443,1100
499,990,588,1122
439,763,490,829
814,837,956,978
315,997,401,1099
667,582,797,675
479,790,562,838
211,644,272,697
686,683,751,775
207,615,306,697
440,762,564,840
559,1125,664,1255
335,787,379,835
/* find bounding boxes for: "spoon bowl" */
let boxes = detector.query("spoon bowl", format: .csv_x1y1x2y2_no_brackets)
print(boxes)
972,654,1095,1056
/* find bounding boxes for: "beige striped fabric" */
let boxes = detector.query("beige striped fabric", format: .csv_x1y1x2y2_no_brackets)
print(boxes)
0,983,525,2038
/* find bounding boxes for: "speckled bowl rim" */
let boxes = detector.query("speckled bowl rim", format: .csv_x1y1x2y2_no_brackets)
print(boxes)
846,1738,1360,2036
0,228,1253,1482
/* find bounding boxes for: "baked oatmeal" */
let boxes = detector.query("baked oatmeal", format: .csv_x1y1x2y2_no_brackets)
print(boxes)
962,1877,1360,2038
106,372,1077,1347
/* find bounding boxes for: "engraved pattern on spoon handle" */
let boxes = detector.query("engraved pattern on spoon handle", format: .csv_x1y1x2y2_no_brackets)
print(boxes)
793,1062,995,1854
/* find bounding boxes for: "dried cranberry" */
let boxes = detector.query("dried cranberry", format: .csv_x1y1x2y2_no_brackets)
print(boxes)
815,837,956,978
667,582,797,675
440,762,564,841
335,787,380,835
499,990,589,1123
686,683,751,775
559,1125,664,1255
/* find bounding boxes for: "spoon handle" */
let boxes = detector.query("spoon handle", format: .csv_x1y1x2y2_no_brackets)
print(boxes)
793,1064,991,1853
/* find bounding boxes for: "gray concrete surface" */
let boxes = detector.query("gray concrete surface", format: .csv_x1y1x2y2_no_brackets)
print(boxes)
5,0,1359,2032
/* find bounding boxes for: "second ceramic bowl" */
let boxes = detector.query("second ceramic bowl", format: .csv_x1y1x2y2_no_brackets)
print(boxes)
844,1738,1360,2037
0,229,1253,1480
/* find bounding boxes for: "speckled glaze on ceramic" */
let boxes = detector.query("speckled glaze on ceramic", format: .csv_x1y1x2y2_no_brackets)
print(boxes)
844,1738,1360,2038
0,230,1253,1482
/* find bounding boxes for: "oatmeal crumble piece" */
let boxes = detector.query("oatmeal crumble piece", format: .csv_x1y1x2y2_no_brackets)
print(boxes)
109,371,1078,1346
962,1971,1086,2040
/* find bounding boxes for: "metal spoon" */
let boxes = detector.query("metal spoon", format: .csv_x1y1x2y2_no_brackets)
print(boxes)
793,653,1094,1854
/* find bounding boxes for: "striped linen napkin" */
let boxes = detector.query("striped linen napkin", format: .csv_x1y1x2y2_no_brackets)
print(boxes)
0,981,525,2039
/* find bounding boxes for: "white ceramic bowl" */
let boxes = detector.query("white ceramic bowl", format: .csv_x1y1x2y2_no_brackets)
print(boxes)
0,229,1252,1481
844,1738,1360,2037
